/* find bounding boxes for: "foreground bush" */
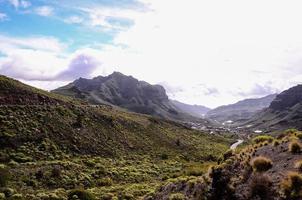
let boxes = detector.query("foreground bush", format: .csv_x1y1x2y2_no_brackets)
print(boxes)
289,141,301,154
251,156,273,172
253,135,274,144
281,172,302,200
68,189,95,200
248,174,275,200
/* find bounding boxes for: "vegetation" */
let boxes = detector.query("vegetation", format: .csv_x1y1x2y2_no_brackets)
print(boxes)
295,160,302,172
0,75,234,199
289,141,301,153
248,174,274,199
0,165,9,187
252,135,274,144
250,156,273,172
281,172,302,200
68,189,95,200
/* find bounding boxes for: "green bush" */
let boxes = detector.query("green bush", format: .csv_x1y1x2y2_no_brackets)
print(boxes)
281,172,302,200
252,135,274,144
68,189,95,200
251,156,273,172
289,141,301,154
97,177,113,187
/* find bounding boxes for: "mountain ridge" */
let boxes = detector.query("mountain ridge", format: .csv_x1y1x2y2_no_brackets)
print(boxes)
52,72,206,122
206,94,277,123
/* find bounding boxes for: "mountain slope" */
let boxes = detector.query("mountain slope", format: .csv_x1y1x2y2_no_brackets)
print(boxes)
171,100,211,118
149,130,302,200
246,85,302,130
52,72,201,122
206,94,277,123
0,74,233,199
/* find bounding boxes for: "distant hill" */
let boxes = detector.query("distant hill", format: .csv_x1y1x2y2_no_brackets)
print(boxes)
171,100,211,118
206,94,277,123
52,72,203,122
246,85,302,130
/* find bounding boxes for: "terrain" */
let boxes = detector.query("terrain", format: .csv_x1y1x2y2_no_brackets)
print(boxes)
206,94,277,124
0,75,234,199
245,85,302,131
150,130,302,200
171,100,211,118
52,72,203,122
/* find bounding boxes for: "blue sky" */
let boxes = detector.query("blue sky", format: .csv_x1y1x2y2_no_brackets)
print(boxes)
0,0,142,52
1,0,302,108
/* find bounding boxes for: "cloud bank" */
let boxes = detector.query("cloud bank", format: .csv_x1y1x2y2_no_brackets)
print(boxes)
2,0,302,107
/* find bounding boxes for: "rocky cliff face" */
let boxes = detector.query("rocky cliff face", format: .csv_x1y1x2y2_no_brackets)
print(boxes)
244,85,302,130
53,72,199,121
270,85,302,110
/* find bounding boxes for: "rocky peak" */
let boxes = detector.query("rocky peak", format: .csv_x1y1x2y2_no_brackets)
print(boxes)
269,85,302,110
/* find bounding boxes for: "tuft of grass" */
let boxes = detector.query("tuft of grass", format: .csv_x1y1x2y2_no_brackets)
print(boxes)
250,156,273,172
289,141,301,154
248,174,274,199
280,172,302,200
272,140,280,146
295,160,302,172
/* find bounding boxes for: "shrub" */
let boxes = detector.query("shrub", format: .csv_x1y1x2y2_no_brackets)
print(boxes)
296,132,302,140
68,189,95,200
223,150,233,161
281,172,302,200
248,174,274,200
250,156,273,172
252,135,274,144
160,153,168,160
169,193,185,200
272,140,280,146
289,141,301,154
97,177,113,187
295,160,302,172
0,165,9,187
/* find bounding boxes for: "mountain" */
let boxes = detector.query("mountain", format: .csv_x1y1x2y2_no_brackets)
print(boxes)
245,84,302,130
206,94,277,123
52,72,202,122
171,100,211,118
0,74,232,199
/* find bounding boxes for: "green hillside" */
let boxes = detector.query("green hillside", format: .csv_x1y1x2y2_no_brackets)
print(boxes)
0,75,233,199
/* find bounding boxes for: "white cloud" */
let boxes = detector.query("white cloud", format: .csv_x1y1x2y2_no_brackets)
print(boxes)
0,12,8,21
7,0,30,9
35,6,53,16
0,35,65,52
64,16,84,24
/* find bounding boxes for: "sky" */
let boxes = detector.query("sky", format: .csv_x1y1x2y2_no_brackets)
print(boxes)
1,0,302,108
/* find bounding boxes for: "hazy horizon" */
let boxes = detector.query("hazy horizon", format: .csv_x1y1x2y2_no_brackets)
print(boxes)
1,0,302,107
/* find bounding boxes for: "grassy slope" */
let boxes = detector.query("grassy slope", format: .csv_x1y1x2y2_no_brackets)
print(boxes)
0,75,233,199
